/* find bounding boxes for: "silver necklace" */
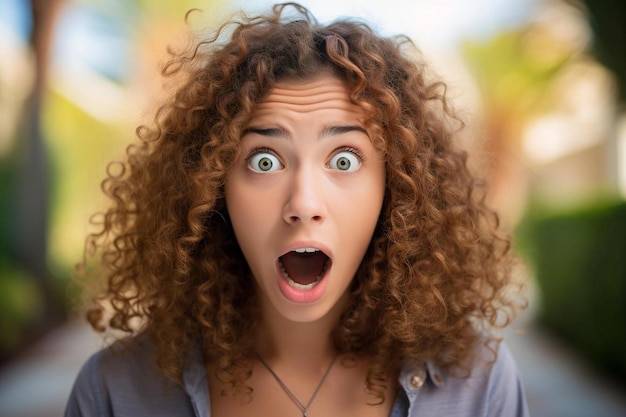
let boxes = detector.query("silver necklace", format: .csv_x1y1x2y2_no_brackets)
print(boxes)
256,352,339,417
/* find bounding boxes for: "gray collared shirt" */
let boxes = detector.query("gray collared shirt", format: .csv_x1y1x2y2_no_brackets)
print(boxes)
65,336,529,417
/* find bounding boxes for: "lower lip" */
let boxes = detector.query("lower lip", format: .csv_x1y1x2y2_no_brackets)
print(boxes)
276,265,329,303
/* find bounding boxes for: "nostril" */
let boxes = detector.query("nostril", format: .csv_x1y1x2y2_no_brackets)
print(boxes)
287,214,323,224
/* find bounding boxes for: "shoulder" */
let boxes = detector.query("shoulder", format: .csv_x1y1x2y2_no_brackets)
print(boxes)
400,341,529,417
64,334,196,417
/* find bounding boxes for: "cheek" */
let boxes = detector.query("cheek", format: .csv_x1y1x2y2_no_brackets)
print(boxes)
336,176,384,242
225,181,275,251
355,168,385,215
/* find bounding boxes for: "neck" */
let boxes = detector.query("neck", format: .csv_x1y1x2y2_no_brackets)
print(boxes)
255,299,345,370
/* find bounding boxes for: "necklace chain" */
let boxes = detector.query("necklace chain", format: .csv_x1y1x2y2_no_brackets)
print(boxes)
256,352,339,417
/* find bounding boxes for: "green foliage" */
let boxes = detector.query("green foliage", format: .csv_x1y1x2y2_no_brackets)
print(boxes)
0,136,45,357
0,152,17,259
461,27,574,121
520,200,626,378
0,260,44,356
581,0,626,102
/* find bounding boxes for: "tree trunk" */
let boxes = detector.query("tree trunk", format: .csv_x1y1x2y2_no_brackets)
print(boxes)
13,0,65,332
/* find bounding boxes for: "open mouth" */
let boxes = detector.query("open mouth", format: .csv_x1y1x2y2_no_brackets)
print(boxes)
278,248,331,290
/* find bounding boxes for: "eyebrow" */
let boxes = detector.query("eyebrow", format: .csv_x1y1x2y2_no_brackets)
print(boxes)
244,127,288,138
320,125,367,138
243,125,367,140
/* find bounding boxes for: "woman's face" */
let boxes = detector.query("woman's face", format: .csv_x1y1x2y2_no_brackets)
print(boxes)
225,75,385,323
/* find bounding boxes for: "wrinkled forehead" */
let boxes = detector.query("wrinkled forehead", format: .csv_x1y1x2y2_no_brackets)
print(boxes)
250,76,365,119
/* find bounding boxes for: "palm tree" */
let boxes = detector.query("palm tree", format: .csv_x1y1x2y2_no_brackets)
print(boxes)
13,0,66,335
460,6,584,228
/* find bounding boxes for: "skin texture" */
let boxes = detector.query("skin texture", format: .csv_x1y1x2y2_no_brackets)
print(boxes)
225,76,385,326
217,76,390,416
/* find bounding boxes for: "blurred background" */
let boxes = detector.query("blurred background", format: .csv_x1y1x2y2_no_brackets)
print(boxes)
0,0,624,415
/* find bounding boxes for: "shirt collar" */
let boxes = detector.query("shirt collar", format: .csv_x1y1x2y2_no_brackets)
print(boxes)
182,346,445,415
182,343,211,417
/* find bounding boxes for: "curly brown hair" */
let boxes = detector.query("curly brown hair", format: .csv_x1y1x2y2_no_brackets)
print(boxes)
80,1,525,402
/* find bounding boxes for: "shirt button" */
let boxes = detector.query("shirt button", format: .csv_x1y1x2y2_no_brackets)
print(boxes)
410,375,424,389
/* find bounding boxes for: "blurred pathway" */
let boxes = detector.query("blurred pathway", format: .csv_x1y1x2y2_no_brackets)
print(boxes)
1,316,626,416
0,319,103,417
506,283,626,416
505,322,626,416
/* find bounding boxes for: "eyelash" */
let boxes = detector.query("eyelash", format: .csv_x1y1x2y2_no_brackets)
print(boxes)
244,147,277,162
335,146,366,162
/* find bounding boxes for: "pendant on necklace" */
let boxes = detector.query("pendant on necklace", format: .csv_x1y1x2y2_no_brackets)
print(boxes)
256,352,339,417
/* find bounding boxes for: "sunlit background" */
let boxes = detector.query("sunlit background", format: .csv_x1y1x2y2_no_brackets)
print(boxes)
0,0,625,416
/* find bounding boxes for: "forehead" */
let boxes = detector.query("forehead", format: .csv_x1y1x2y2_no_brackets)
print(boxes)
250,76,364,119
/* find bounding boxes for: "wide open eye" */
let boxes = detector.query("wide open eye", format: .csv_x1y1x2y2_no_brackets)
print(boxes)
328,150,361,172
248,152,283,173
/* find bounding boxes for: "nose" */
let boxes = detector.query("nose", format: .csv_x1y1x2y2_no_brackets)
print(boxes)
282,169,326,224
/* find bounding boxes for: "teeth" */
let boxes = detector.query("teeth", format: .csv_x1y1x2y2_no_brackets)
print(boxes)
278,260,328,290
293,248,320,253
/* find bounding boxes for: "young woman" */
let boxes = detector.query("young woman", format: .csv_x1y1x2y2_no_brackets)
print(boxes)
65,3,529,416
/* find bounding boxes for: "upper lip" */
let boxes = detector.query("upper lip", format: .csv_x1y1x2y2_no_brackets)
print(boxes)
278,241,333,260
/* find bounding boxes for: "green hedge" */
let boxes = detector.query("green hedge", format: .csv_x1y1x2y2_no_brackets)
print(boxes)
0,260,44,357
0,150,43,359
520,200,626,378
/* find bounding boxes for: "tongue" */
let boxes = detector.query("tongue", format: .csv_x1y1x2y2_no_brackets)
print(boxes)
280,252,327,285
